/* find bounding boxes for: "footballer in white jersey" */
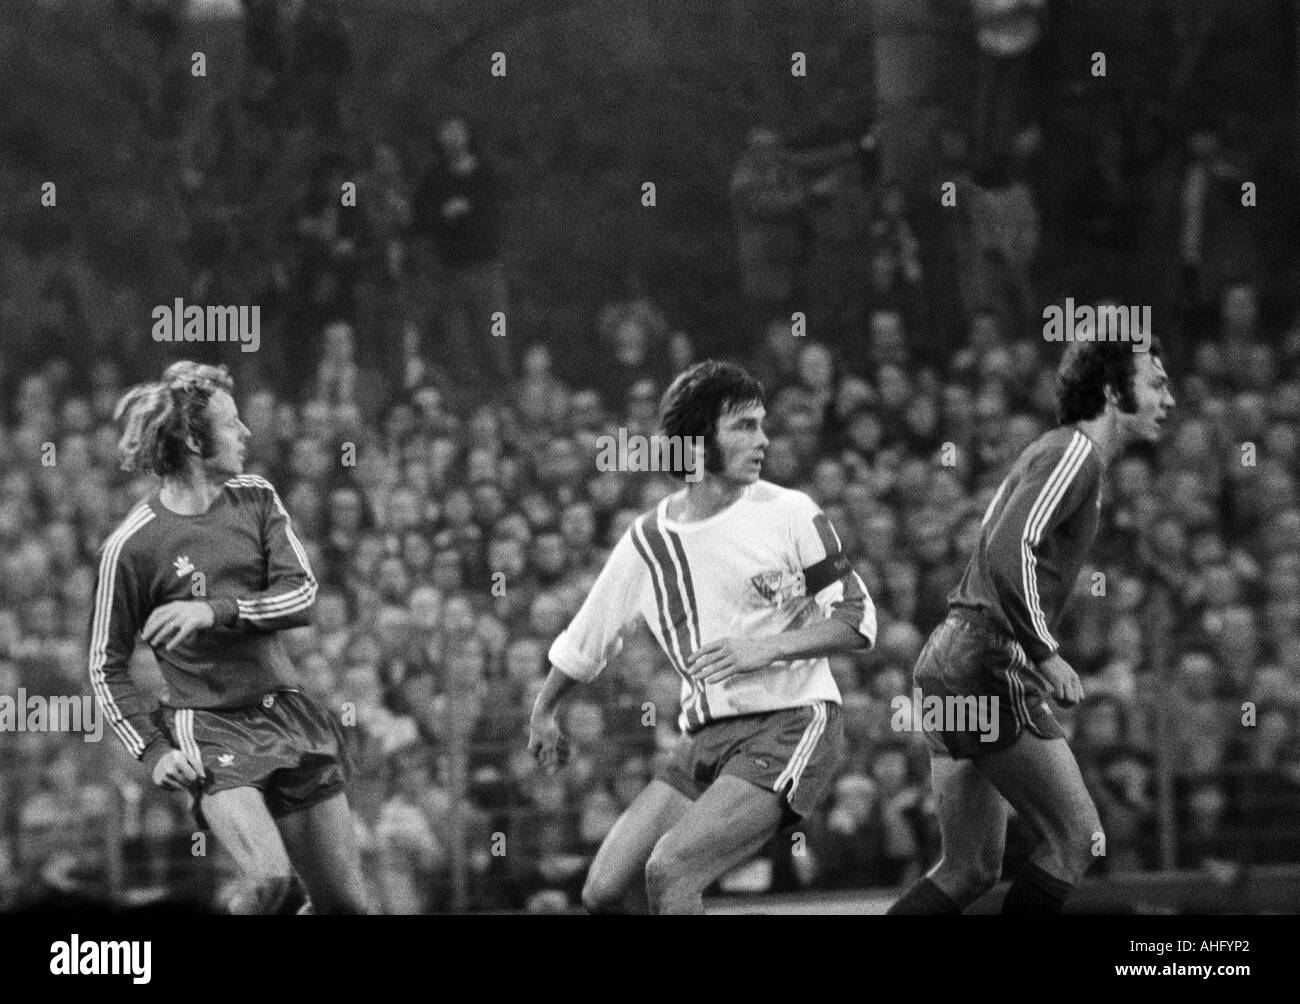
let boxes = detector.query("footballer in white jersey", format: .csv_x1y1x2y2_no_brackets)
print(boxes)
529,361,876,914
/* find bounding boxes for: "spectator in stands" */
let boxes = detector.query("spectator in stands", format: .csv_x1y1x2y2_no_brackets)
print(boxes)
411,115,513,390
294,157,361,331
590,293,671,404
359,142,413,282
289,0,353,137
965,153,1040,331
730,127,810,341
375,749,452,914
971,0,1047,172
1180,131,1261,317
1167,646,1232,780
312,320,386,423
863,249,926,362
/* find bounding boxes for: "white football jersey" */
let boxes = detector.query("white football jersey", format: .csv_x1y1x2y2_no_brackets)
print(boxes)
548,480,877,732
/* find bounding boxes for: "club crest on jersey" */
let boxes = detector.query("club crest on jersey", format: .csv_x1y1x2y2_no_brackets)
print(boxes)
750,569,806,608
173,555,195,578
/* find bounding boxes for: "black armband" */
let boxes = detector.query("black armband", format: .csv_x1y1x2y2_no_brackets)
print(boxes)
803,551,852,596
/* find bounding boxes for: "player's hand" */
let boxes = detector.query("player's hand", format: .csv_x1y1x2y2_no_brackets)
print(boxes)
1036,652,1084,707
686,637,777,685
142,601,216,651
151,748,204,791
527,711,570,775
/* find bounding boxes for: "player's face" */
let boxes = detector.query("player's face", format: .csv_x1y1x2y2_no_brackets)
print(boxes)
1121,353,1175,444
713,401,768,485
203,390,251,478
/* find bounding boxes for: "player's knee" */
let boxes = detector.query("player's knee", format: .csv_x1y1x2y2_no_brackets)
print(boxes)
644,846,684,901
1044,809,1103,882
645,845,703,909
581,872,625,915
228,875,294,915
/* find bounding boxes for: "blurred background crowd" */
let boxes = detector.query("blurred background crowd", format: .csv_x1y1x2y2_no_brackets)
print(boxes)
1,0,1299,912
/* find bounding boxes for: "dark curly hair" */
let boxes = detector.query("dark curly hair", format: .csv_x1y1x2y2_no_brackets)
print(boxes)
1056,339,1162,425
114,362,234,476
658,360,765,480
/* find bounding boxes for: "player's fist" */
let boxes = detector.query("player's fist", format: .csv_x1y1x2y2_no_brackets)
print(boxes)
142,601,216,651
152,747,204,791
1036,652,1083,707
527,712,569,775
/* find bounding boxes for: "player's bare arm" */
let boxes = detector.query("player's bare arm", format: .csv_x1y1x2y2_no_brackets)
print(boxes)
528,666,582,773
687,617,868,685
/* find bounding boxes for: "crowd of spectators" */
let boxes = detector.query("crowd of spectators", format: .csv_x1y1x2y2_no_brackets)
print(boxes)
2,2,1299,914
3,265,1300,910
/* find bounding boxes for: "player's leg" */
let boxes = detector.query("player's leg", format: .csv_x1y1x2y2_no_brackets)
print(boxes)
644,775,785,915
583,779,692,914
200,786,296,914
250,690,367,913
973,732,1102,913
887,753,1008,914
275,791,369,914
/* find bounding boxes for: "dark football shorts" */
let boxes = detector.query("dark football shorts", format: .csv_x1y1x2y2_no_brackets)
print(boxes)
912,609,1065,759
654,701,842,824
159,689,352,828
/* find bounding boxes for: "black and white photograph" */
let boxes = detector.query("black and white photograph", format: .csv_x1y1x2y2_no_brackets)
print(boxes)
0,0,1295,982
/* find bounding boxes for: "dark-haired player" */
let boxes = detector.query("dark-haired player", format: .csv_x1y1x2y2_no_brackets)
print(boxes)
528,360,876,914
90,362,367,913
888,340,1175,915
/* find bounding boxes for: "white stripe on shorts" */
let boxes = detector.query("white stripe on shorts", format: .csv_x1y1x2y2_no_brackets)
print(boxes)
177,709,202,766
774,702,828,800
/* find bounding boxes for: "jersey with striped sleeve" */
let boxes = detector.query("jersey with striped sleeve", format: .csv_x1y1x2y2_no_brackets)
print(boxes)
88,474,318,776
948,427,1102,665
547,480,877,733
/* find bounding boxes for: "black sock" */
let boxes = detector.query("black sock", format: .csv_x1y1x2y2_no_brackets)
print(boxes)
886,877,962,915
1000,861,1072,915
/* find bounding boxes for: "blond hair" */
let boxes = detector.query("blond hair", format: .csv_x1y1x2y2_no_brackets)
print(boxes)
114,362,234,475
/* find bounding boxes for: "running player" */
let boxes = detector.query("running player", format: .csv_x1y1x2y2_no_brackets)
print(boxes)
528,360,877,914
887,339,1175,915
90,361,367,914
